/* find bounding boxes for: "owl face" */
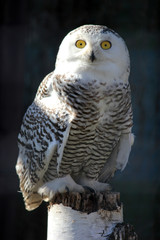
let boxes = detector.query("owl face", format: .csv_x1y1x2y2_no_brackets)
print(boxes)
55,25,130,83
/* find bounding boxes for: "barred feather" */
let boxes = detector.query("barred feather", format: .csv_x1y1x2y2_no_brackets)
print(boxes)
16,24,133,210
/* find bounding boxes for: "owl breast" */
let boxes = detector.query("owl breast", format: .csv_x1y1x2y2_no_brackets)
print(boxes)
56,78,132,180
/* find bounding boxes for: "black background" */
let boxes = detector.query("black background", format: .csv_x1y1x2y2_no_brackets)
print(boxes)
0,0,160,239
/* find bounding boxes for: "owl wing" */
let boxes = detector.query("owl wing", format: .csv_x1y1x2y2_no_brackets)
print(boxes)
16,73,72,210
98,84,134,182
98,133,134,182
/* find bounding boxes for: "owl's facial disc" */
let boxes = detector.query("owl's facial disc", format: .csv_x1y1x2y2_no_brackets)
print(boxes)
55,25,130,82
75,39,96,63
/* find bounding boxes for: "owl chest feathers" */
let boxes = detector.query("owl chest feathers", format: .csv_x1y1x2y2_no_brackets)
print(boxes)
54,75,131,127
49,75,132,178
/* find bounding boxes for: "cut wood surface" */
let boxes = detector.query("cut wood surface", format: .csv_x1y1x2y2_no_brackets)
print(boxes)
47,191,138,240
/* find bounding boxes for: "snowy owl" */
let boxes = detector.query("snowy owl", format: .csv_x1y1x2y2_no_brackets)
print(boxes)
16,24,134,211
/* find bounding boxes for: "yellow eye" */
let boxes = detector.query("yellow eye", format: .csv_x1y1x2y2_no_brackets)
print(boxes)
100,41,112,50
75,40,86,49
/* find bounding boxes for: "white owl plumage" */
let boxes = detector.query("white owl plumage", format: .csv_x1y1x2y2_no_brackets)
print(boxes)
16,25,134,211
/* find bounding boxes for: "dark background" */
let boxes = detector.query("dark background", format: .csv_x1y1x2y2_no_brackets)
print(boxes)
0,0,160,239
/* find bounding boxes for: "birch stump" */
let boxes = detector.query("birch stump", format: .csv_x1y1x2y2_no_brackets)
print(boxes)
47,191,138,240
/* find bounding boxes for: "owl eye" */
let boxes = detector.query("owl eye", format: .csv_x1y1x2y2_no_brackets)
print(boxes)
75,40,86,49
100,41,112,50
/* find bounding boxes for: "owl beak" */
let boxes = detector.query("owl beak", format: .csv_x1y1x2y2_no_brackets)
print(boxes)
89,51,96,62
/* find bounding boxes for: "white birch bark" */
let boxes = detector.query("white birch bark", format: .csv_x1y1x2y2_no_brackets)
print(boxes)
47,196,123,240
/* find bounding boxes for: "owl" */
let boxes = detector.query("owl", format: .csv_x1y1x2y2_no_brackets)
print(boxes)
16,25,134,211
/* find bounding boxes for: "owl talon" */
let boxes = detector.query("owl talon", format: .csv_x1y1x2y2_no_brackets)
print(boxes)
65,186,70,193
38,175,84,202
83,186,95,194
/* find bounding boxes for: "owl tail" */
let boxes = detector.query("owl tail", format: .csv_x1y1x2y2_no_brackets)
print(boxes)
16,158,43,210
23,191,42,211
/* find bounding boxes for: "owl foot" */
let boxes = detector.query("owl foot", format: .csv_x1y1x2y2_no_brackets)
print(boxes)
78,176,111,192
38,175,84,202
83,186,95,194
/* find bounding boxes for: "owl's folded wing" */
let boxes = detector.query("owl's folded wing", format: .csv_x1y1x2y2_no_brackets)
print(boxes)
16,73,72,210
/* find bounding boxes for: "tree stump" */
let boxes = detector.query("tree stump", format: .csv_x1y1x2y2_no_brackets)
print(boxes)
47,191,138,240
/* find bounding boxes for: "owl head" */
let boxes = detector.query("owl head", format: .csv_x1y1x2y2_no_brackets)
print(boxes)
55,25,130,83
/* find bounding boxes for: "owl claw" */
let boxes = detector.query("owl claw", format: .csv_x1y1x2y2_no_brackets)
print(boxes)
83,186,95,194
38,175,84,202
78,176,111,192
65,186,70,193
